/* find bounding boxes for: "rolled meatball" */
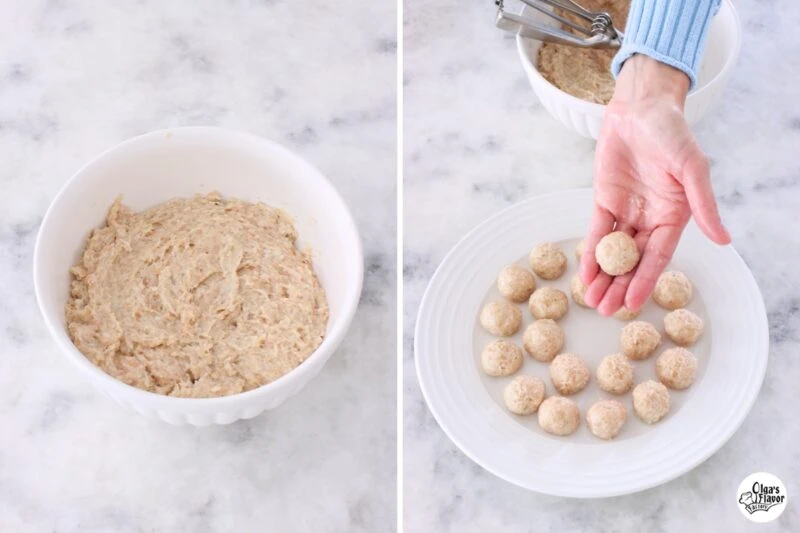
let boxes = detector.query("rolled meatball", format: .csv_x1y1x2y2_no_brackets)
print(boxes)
549,353,590,395
664,308,704,346
632,380,670,424
529,243,567,280
655,347,698,390
595,231,640,276
523,319,565,363
538,396,580,436
653,271,693,310
480,300,522,336
614,306,640,321
529,287,569,320
504,375,546,415
596,353,634,395
497,264,536,303
586,399,628,440
620,321,662,360
570,275,590,308
575,238,585,261
481,340,524,377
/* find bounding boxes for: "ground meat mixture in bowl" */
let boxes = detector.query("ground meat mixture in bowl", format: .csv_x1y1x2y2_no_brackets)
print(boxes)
34,127,363,425
66,193,329,399
537,0,630,105
515,0,742,138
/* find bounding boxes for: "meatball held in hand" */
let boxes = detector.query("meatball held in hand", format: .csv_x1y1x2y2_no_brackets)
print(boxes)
595,231,640,276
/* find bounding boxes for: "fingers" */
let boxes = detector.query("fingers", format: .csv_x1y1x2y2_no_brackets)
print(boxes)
596,274,633,316
579,205,615,286
583,272,613,309
625,224,684,310
613,222,637,237
680,154,731,245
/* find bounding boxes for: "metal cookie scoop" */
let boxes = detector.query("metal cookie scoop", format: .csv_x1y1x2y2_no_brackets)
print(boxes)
495,0,624,49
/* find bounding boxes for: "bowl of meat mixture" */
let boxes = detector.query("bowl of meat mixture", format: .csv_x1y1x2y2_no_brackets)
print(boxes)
34,127,363,425
516,0,741,138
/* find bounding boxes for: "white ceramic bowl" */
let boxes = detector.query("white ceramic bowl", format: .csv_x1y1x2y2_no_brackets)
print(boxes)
34,127,363,426
517,0,742,138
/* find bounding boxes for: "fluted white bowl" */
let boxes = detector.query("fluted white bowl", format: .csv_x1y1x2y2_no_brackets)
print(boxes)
517,0,742,138
34,127,363,426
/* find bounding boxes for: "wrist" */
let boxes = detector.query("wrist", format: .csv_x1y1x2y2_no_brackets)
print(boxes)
613,55,690,107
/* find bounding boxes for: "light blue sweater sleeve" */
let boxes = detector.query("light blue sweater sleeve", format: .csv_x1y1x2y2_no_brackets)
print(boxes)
611,0,721,89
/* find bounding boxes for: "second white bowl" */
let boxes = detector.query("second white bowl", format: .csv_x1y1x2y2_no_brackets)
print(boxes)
34,127,364,425
517,0,742,138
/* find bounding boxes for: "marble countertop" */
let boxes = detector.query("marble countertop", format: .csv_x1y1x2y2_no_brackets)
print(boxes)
403,0,799,531
0,1,395,531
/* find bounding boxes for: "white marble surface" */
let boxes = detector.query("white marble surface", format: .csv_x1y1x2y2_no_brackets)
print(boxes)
0,1,395,531
404,0,799,531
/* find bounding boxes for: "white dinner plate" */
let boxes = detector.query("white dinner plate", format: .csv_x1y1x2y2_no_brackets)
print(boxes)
415,188,768,498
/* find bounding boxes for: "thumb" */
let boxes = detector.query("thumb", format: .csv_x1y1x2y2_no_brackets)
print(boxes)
679,154,731,245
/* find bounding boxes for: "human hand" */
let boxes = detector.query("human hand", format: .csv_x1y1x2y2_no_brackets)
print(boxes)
580,54,731,316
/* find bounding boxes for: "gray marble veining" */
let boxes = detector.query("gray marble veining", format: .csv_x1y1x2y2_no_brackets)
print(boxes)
0,1,396,531
403,0,799,531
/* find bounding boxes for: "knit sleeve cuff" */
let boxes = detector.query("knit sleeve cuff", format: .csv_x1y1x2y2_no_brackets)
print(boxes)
612,0,721,90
